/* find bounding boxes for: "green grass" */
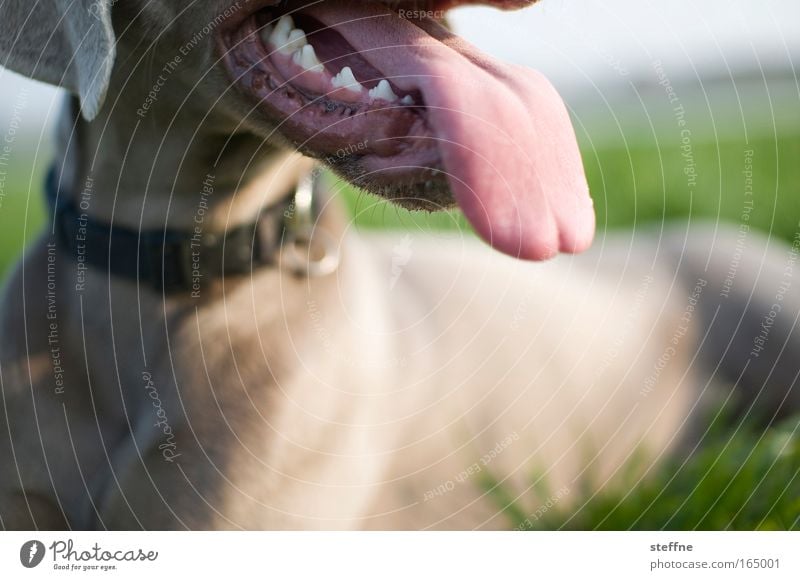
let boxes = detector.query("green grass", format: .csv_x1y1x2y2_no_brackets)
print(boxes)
481,413,800,531
0,162,46,278
584,133,800,244
338,131,800,246
570,416,800,531
1,124,798,530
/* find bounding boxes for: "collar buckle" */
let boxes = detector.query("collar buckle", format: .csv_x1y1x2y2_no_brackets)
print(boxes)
280,175,340,278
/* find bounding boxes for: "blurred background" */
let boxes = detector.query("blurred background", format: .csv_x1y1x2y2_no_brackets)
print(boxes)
1,0,798,276
0,0,798,528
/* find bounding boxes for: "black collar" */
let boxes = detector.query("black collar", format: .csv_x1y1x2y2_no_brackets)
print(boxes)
46,167,297,295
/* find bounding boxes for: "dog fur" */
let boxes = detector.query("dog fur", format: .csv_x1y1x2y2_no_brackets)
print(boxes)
0,0,798,530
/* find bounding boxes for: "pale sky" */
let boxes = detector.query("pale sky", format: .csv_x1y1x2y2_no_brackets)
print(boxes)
450,0,800,91
2,0,798,130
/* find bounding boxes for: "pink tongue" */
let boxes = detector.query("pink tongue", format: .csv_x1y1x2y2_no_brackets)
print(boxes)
306,3,595,260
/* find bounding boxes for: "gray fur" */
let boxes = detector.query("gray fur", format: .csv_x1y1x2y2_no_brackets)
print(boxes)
0,0,115,119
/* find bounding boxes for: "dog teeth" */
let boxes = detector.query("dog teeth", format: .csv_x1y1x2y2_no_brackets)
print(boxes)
368,80,399,103
267,16,312,56
293,44,324,73
284,28,308,54
261,19,412,107
268,14,294,50
331,67,364,93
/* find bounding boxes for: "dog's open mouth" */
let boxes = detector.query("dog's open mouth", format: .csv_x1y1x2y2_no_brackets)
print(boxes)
219,0,595,260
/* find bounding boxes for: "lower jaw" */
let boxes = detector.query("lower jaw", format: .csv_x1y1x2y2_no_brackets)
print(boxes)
217,10,450,207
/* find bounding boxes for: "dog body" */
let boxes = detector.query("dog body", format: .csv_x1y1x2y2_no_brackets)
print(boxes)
1,0,797,530
0,203,698,530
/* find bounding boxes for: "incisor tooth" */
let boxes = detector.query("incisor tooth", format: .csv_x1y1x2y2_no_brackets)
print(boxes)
293,44,324,73
331,67,364,93
369,80,399,102
268,15,294,48
400,95,415,106
283,28,307,54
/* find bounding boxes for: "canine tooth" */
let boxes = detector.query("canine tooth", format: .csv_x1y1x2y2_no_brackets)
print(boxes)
269,15,294,48
293,44,324,73
331,67,364,93
400,95,415,106
258,24,273,45
283,28,307,54
369,80,399,102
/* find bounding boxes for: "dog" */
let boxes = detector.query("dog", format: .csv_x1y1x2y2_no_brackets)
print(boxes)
0,0,798,530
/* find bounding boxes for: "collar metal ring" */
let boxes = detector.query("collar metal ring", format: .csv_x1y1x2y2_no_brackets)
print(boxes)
281,173,340,278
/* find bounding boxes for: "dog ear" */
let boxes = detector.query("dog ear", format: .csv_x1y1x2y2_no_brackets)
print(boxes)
0,0,116,120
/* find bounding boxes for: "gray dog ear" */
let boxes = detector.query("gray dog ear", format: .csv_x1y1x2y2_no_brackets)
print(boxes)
0,0,116,120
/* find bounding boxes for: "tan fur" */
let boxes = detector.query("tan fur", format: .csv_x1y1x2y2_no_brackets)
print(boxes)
0,1,796,530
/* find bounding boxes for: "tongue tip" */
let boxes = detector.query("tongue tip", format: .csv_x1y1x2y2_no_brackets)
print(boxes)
471,209,596,262
556,212,596,256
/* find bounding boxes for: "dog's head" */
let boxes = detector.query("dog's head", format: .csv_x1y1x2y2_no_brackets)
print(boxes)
0,0,594,260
